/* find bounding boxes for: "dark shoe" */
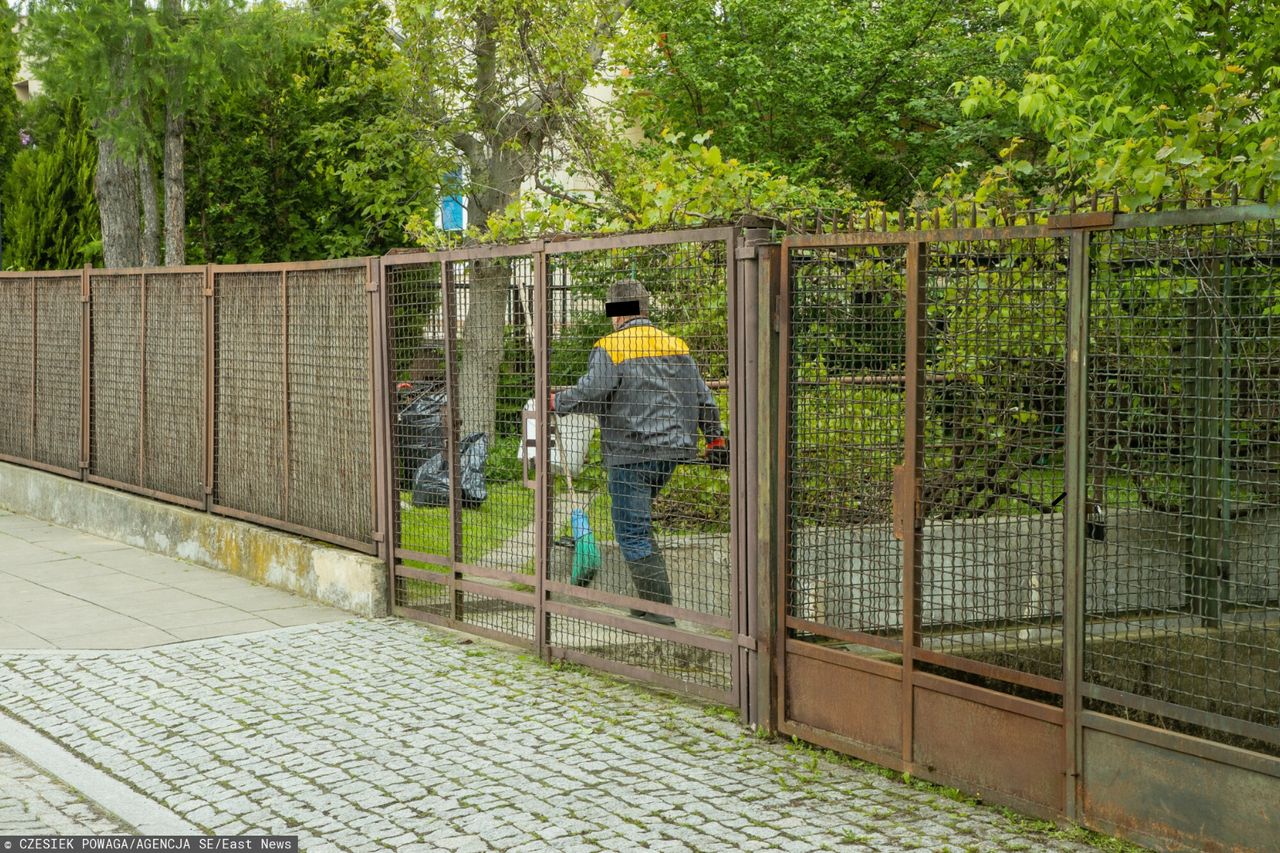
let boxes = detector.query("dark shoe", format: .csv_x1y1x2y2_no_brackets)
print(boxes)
628,552,673,606
630,609,676,626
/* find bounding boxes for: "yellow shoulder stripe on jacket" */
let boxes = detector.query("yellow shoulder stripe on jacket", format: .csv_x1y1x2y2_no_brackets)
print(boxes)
596,325,690,363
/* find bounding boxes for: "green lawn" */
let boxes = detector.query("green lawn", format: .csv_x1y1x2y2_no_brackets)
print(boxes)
399,481,535,566
397,478,625,565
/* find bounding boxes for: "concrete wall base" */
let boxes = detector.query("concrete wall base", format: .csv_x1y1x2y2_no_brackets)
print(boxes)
0,462,387,617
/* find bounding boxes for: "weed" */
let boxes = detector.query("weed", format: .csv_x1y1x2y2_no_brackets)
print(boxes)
703,704,740,723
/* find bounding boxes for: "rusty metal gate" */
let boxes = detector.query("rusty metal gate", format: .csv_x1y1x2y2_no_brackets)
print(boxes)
379,228,764,719
778,221,1074,815
776,205,1280,850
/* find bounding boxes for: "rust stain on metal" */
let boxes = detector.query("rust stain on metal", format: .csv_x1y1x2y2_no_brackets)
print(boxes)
892,463,915,541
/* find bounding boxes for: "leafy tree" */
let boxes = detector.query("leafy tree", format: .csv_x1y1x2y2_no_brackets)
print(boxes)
0,2,21,180
478,131,841,238
614,0,1026,204
3,104,102,270
396,0,630,441
25,0,251,266
957,0,1280,204
184,0,441,261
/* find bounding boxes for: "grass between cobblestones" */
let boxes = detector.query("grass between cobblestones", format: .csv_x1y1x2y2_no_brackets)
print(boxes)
524,646,1141,853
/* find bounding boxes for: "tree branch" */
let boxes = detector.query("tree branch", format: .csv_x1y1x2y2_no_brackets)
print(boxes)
453,131,480,160
534,176,610,213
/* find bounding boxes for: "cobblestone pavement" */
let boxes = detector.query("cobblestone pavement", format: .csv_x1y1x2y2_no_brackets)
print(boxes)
0,744,128,835
0,620,1103,852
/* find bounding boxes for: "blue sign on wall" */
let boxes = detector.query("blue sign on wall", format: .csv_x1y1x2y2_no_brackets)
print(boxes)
442,169,465,231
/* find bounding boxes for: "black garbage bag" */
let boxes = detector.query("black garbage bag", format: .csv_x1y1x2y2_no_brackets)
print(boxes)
397,388,446,491
458,432,489,507
411,431,489,508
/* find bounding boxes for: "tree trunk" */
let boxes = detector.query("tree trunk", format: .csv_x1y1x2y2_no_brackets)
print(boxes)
457,156,524,442
163,103,185,266
139,153,161,267
458,257,510,441
163,0,186,266
94,134,141,268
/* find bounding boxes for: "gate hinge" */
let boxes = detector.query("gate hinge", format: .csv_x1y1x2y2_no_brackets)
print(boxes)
735,245,758,261
365,278,379,293
736,634,758,653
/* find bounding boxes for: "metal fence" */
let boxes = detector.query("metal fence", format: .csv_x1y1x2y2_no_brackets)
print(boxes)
0,259,381,553
777,203,1280,850
3,204,1277,851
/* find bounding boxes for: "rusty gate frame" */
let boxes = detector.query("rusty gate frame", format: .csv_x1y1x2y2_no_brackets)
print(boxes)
377,227,765,720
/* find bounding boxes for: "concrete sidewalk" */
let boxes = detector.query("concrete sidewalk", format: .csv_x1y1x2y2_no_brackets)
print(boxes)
0,512,1119,851
0,510,348,649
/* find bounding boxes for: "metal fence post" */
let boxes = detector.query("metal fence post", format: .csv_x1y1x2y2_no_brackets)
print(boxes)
900,240,926,768
29,276,37,460
774,242,792,729
732,227,775,727
441,260,463,622
727,232,747,719
753,240,782,732
280,269,291,520
203,265,215,512
138,272,148,489
1064,227,1090,821
533,243,550,659
368,257,393,595
80,265,90,481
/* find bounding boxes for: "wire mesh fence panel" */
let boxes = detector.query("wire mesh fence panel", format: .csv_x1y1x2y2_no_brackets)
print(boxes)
285,267,374,544
545,237,733,684
385,260,449,573
33,275,83,473
142,273,205,503
918,237,1069,690
786,245,907,650
455,257,537,573
0,278,35,459
1086,217,1280,754
385,259,456,626
214,271,286,522
452,256,538,642
548,614,734,697
89,274,143,486
395,573,450,615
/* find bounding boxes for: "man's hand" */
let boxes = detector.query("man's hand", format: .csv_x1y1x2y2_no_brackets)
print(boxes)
705,436,729,469
548,391,556,412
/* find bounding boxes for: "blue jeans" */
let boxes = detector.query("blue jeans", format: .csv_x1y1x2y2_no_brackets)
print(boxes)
607,460,676,563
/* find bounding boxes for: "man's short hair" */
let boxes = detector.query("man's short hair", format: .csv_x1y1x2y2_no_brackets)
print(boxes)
605,279,649,317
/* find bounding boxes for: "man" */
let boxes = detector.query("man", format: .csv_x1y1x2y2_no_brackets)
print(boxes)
550,279,728,626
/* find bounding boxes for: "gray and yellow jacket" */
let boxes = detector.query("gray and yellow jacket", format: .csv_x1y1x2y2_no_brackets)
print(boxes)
555,319,724,467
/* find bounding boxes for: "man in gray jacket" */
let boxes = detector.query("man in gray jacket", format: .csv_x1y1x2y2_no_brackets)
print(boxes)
550,279,728,625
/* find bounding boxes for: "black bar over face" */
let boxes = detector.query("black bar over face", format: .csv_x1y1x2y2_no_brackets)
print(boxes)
606,299,641,317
